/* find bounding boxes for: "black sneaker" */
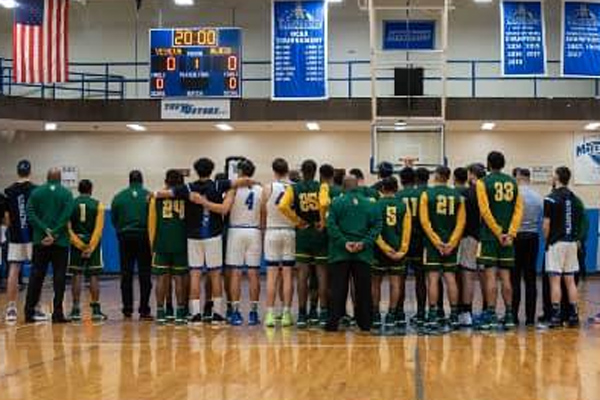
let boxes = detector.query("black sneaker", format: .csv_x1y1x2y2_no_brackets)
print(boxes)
211,313,227,325
139,314,154,322
190,313,204,324
52,314,70,324
567,313,580,328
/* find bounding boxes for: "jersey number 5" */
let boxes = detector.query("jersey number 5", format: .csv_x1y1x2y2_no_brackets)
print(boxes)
493,182,515,202
386,206,397,226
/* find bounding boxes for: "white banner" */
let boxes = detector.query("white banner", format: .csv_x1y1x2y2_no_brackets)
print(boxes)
573,132,600,184
161,99,231,120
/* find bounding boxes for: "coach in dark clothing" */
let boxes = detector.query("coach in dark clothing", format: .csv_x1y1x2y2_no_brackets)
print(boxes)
111,171,152,319
512,168,543,326
24,168,73,323
326,176,382,332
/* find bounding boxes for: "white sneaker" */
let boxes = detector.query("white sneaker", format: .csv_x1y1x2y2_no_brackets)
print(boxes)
5,305,18,323
33,309,49,322
458,312,473,327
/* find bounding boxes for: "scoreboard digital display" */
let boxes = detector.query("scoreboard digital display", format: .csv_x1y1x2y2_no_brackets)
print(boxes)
149,27,242,98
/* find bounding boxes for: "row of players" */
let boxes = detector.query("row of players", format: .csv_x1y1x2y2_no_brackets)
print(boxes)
0,151,589,331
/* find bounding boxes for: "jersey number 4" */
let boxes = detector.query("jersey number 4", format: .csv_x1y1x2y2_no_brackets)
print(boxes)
493,182,515,202
245,192,255,210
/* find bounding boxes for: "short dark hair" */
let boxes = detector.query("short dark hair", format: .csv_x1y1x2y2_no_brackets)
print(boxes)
555,166,571,185
78,179,93,195
333,169,345,186
17,159,31,177
415,167,430,185
518,168,531,179
319,163,335,180
272,158,289,176
301,159,317,181
165,169,184,187
512,167,520,178
349,168,365,181
378,161,394,179
467,163,486,179
399,167,416,186
193,157,215,178
289,170,301,183
214,172,228,181
487,151,506,171
237,158,256,178
453,167,468,184
435,166,451,181
129,170,143,185
381,176,399,193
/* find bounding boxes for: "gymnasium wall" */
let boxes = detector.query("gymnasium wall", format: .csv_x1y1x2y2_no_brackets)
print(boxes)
0,128,597,206
0,0,595,97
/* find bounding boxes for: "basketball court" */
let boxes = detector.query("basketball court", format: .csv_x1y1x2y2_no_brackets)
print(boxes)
2,0,600,399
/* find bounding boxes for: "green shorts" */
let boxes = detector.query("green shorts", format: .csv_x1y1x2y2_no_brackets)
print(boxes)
296,227,328,264
152,252,189,276
69,247,103,277
477,239,515,269
373,250,407,276
423,242,458,272
405,236,424,268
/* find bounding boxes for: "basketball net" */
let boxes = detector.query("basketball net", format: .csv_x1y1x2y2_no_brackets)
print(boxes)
399,157,419,168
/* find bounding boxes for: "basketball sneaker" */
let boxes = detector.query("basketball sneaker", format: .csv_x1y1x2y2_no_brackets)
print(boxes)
248,310,260,326
318,310,329,328
5,304,18,323
156,308,167,325
458,312,473,328
211,313,226,325
396,312,407,329
308,308,319,325
190,313,204,324
230,310,243,326
91,304,108,322
372,312,382,330
502,313,516,329
281,311,294,327
175,308,188,325
297,312,308,329
264,311,276,328
384,312,396,329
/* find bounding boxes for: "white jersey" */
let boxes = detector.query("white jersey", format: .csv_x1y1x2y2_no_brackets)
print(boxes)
266,180,294,229
229,184,263,228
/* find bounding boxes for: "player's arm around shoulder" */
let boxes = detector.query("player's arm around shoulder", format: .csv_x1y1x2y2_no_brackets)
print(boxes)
278,184,305,228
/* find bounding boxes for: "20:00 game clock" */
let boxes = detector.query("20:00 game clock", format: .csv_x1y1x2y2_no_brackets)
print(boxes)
149,27,242,98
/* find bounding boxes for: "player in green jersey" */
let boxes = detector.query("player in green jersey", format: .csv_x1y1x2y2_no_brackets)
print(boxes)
419,166,466,330
476,151,524,329
68,179,106,322
149,170,189,325
279,160,328,327
373,177,411,329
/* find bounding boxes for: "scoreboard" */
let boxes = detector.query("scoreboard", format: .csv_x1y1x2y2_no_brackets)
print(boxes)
150,27,242,98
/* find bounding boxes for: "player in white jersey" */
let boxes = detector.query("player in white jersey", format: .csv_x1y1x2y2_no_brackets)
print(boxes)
261,158,296,328
226,159,264,326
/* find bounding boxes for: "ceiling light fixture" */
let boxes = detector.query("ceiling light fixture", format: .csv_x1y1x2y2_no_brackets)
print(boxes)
481,122,496,131
306,122,321,131
0,0,18,9
44,122,57,131
126,123,147,132
174,0,194,6
215,123,234,131
584,122,600,131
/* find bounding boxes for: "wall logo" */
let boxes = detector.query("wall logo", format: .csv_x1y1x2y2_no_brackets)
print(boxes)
506,3,540,25
573,133,600,185
161,99,231,120
569,4,598,26
575,136,600,165
277,2,323,30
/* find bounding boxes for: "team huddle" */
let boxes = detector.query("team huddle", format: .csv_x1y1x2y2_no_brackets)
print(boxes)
0,150,590,332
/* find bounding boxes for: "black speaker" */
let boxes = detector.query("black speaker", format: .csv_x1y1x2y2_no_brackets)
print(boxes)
394,68,424,96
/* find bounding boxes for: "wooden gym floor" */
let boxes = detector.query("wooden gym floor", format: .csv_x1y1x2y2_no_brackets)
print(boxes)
1,278,600,400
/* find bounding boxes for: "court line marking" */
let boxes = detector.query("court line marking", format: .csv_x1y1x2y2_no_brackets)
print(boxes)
414,341,425,400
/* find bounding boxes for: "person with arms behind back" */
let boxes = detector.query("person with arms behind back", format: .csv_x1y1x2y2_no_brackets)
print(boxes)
111,170,152,320
4,160,37,322
24,168,73,323
68,179,107,322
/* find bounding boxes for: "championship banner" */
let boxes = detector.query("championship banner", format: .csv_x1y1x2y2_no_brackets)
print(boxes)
501,0,547,76
573,132,600,184
562,1,600,77
382,21,436,50
272,0,328,100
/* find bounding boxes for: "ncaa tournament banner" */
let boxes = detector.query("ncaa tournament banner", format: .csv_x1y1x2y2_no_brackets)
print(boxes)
161,99,231,120
272,0,329,100
562,1,600,77
501,0,547,76
573,132,600,184
382,20,436,50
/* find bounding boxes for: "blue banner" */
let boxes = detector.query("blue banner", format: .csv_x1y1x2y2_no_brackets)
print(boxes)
562,1,600,77
501,1,547,76
383,21,436,50
272,0,328,100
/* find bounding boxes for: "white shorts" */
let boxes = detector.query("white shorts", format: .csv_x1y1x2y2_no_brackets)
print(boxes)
226,228,262,268
458,237,479,271
7,242,33,263
188,236,223,270
264,228,296,267
545,242,580,275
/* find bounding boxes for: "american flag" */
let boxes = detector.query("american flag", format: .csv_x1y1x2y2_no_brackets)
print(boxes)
13,0,69,84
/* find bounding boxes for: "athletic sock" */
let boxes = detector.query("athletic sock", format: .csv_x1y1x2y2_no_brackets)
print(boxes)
226,301,233,313
299,306,307,315
251,301,259,312
212,297,223,315
282,306,290,314
190,299,200,316
396,304,405,316
267,307,275,314
450,305,459,316
232,301,240,312
465,303,473,314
